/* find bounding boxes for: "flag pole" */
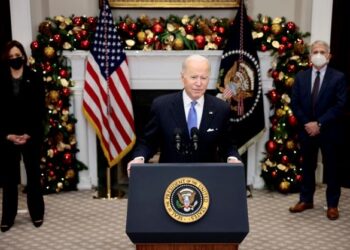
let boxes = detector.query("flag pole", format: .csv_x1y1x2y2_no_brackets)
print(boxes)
106,167,112,199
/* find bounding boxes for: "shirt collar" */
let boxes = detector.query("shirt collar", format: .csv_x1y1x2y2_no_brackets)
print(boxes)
182,90,204,107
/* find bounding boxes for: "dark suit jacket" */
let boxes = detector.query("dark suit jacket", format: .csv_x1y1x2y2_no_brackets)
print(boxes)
291,66,347,144
0,65,46,145
132,91,240,163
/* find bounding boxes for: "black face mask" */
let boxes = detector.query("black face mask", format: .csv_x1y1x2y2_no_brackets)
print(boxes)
8,57,24,70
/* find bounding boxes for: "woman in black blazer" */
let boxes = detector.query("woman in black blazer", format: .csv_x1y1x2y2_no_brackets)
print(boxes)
0,40,46,232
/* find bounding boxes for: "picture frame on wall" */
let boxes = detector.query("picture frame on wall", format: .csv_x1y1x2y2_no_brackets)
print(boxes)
101,0,240,8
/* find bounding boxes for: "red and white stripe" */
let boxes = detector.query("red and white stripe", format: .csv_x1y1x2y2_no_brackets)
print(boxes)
83,53,135,167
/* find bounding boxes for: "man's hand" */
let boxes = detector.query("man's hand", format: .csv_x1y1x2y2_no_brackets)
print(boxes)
7,134,29,145
304,121,320,137
227,156,241,164
127,157,145,177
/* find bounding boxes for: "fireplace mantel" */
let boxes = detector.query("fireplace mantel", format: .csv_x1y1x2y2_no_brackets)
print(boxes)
63,50,273,190
126,50,223,90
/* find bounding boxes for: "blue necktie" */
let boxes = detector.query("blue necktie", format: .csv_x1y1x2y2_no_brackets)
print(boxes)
187,101,197,136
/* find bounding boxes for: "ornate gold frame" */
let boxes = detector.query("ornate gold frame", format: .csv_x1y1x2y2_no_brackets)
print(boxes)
105,0,239,8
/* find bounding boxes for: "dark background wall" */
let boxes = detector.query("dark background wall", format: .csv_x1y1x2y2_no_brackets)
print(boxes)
330,0,350,187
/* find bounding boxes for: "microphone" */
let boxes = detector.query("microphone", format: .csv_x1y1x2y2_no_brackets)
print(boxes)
174,128,182,152
190,127,199,151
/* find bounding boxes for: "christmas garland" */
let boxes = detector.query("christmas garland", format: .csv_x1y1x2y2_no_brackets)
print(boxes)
31,14,310,194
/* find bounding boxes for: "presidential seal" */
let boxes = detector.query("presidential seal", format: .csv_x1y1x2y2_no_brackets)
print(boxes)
164,177,210,223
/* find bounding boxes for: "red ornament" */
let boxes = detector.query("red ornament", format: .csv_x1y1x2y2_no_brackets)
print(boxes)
63,153,72,165
278,44,286,54
271,171,278,178
80,30,88,38
129,22,137,31
194,35,206,49
59,69,68,79
288,115,298,127
49,170,55,177
43,62,53,73
295,174,302,182
72,16,83,26
128,31,135,38
286,21,296,32
266,140,278,154
286,42,293,50
281,36,288,44
74,32,82,41
87,16,96,25
260,44,267,52
287,64,296,73
262,24,270,33
53,34,62,44
152,23,164,34
62,87,70,97
214,36,223,47
217,26,225,35
268,89,279,103
271,70,279,80
145,37,154,45
281,155,289,164
57,100,63,109
80,40,90,50
211,25,218,33
118,22,129,32
31,41,40,51
185,24,194,34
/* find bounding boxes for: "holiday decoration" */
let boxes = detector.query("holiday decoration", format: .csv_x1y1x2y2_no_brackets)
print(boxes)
253,15,310,193
31,15,94,194
32,13,309,194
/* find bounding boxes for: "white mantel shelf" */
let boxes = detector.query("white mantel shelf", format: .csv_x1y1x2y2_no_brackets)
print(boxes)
125,50,223,90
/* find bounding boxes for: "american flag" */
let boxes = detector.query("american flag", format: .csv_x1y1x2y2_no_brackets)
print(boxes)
83,0,135,167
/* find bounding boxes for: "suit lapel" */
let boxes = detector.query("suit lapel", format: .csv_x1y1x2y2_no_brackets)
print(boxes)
199,95,216,133
317,68,331,100
170,91,188,132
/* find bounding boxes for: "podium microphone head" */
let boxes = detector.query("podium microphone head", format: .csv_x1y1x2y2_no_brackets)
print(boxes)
190,127,199,151
174,128,182,152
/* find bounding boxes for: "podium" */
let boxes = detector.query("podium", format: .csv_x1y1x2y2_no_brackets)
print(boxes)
126,163,249,250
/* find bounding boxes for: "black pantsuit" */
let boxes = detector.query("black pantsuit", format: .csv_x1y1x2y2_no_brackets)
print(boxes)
0,65,45,225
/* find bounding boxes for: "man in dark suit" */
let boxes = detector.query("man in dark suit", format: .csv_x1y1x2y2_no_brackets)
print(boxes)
127,54,241,174
289,40,347,220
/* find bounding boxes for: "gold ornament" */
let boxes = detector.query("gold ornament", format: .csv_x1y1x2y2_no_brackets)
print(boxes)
49,90,60,103
136,31,146,43
276,108,285,117
44,46,56,58
294,43,305,54
39,21,53,36
279,181,291,192
173,38,184,50
285,77,295,88
66,123,74,133
272,17,282,24
286,140,295,150
271,24,282,35
65,169,75,179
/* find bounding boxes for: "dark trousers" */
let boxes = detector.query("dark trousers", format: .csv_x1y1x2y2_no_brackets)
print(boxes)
1,140,44,224
299,136,341,207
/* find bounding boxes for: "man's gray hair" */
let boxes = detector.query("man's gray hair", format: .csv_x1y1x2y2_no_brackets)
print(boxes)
311,40,330,53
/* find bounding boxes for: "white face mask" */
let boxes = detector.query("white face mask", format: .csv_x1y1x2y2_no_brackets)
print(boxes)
311,53,328,68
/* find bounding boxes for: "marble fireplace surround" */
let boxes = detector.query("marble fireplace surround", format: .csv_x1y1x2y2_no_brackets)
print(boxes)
64,50,274,190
